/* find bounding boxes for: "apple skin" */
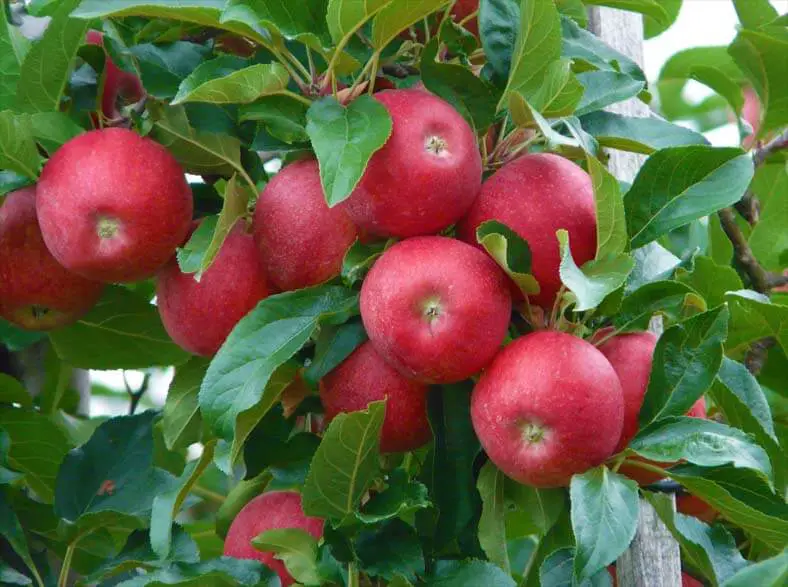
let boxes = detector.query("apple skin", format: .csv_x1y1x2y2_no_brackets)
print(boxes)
223,491,323,587
253,159,357,291
360,236,511,383
342,89,482,238
320,341,431,453
452,0,479,36
0,187,104,330
471,331,624,488
457,153,597,308
85,31,144,121
676,493,717,524
37,128,193,283
157,220,270,356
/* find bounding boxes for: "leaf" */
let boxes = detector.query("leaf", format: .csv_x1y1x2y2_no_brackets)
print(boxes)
176,216,218,276
305,96,392,207
625,146,754,248
355,519,425,581
421,39,498,133
49,286,189,369
221,0,330,48
578,111,708,154
476,220,539,296
151,441,215,560
725,291,788,356
356,468,430,524
748,163,788,272
557,230,634,312
690,65,746,118
253,528,321,586
162,359,210,452
200,285,357,443
722,551,788,587
303,320,367,388
426,559,517,586
129,42,212,100
643,0,681,38
477,461,509,573
584,0,670,25
526,59,584,118
504,482,565,538
239,95,310,143
540,547,612,587
173,58,289,105
0,19,26,110
508,92,583,151
115,557,279,587
570,467,639,582
0,407,72,503
574,71,645,117
341,239,388,286
584,153,630,261
639,306,728,426
0,492,39,585
522,509,574,587
0,112,42,180
479,0,521,80
29,112,84,155
0,375,31,408
0,564,32,586
676,256,744,308
195,176,250,278
15,0,89,113
370,0,451,50
560,16,645,82
645,492,748,585
729,26,788,137
613,280,705,332
326,0,392,45
302,400,385,524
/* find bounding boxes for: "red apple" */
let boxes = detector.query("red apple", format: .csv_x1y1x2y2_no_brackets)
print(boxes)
223,491,323,587
742,86,760,149
253,159,357,291
471,331,624,488
452,0,479,36
360,236,511,383
86,31,145,121
320,341,431,453
0,187,104,330
157,220,270,356
676,493,717,524
37,128,193,283
457,153,597,308
342,89,482,238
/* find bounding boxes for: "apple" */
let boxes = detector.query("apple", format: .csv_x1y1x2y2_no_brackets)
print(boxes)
0,187,104,330
320,341,431,453
452,0,479,36
676,493,717,524
223,491,323,587
742,86,760,149
85,31,145,121
37,128,193,283
253,159,357,291
360,236,511,383
457,153,597,308
471,331,624,488
157,220,270,356
342,89,482,238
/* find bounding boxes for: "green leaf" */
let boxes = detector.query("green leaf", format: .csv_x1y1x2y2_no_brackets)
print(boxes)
560,16,645,82
0,407,72,503
526,59,584,118
162,358,210,452
725,291,788,356
341,238,389,286
540,547,612,587
0,564,32,586
477,461,509,573
722,551,788,587
748,163,788,272
173,58,289,105
305,96,392,207
733,0,779,28
613,280,705,333
584,153,627,260
584,0,669,25
0,111,42,180
676,256,744,308
690,65,746,117
200,285,357,443
151,441,215,560
0,19,26,110
326,0,392,45
222,0,330,48
129,42,210,100
574,71,645,117
578,111,708,154
625,146,754,248
302,400,385,524
421,39,498,133
370,0,450,50
643,0,681,38
115,557,279,587
239,95,310,143
15,0,89,114
570,467,639,582
253,528,321,586
556,0,588,27
356,468,430,524
557,230,634,312
729,26,788,138
522,509,574,587
479,0,521,80
356,519,425,581
508,92,583,151
303,320,367,389
49,286,189,370
630,417,772,479
476,220,539,296
0,492,39,585
645,492,748,585
426,559,517,586
176,216,218,275
0,172,34,198
639,306,728,426
504,482,565,538
0,375,31,408
29,112,84,155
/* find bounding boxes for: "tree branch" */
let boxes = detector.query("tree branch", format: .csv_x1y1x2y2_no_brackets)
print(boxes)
753,128,788,168
717,208,770,293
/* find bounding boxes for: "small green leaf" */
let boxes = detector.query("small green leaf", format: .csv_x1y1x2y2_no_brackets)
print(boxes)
239,95,310,143
578,111,708,154
748,163,788,272
540,547,613,587
370,0,451,50
675,255,744,308
508,92,583,151
613,280,705,333
303,320,367,388
356,468,430,524
625,146,754,248
356,519,425,581
480,0,521,80
643,0,681,38
29,112,84,155
733,0,779,28
173,57,289,105
574,71,645,116
477,461,509,573
725,292,788,356
0,375,30,408
129,42,210,100
302,400,385,524
163,358,210,452
476,220,540,296
253,528,321,586
341,238,389,286
0,18,26,110
426,559,517,586
115,557,279,587
222,0,330,48
0,112,42,180
570,467,639,582
586,154,628,259
505,482,565,539
557,230,634,312
722,550,788,587
306,96,392,207
326,0,392,45
584,0,669,26
526,59,584,118
176,216,219,276
560,16,645,82
0,492,40,585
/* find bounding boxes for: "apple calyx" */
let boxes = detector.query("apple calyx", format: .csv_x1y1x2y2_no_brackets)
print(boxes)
96,216,121,239
420,295,443,324
424,135,448,156
521,420,547,445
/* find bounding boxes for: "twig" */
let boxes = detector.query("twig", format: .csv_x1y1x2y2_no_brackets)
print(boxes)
744,337,776,376
124,371,151,415
717,208,770,293
753,128,788,167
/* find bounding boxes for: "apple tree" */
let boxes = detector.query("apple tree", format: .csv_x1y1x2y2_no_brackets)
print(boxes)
1,0,787,586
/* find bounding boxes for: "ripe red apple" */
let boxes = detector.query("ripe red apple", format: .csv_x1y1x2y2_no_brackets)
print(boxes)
157,220,270,356
360,236,511,383
253,159,357,291
223,491,323,587
676,493,717,524
37,128,193,283
471,331,624,488
452,0,479,36
342,89,482,238
457,153,597,308
320,341,431,453
85,31,144,121
0,187,104,330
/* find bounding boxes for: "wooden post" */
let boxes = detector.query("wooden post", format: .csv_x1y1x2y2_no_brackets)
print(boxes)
586,6,683,587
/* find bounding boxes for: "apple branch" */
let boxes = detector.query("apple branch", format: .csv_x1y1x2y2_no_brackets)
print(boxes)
718,208,771,293
753,128,788,168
